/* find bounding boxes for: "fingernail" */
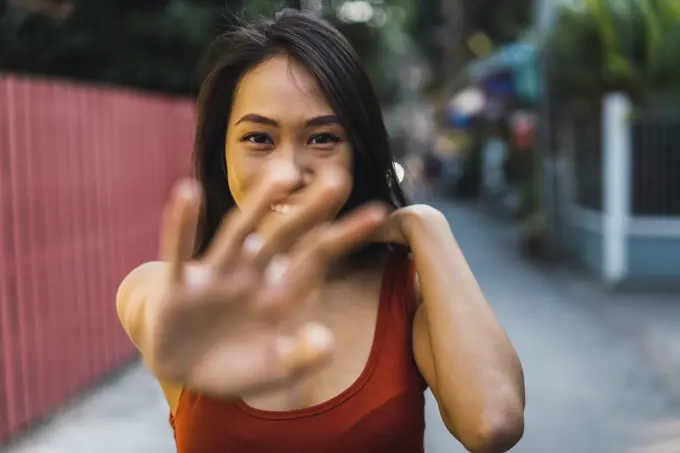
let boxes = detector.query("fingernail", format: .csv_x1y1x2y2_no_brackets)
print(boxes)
243,233,263,256
265,255,289,285
304,323,334,351
270,160,298,180
177,180,198,200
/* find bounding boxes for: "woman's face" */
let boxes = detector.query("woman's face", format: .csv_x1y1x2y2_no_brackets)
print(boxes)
225,55,353,216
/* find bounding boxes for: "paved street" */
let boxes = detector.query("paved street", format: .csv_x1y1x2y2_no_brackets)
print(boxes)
3,199,680,453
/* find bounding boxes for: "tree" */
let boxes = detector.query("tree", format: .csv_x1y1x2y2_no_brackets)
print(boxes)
0,0,431,103
546,0,680,104
435,0,533,87
1,0,291,93
463,0,532,46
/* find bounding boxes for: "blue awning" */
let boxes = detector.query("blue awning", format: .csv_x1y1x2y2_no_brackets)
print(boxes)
467,42,542,102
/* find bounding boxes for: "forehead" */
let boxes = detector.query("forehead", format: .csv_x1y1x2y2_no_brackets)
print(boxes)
231,55,333,118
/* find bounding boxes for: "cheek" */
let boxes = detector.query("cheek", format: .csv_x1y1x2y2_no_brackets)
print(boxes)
338,145,354,182
338,145,353,171
314,143,353,176
326,145,355,210
225,149,260,209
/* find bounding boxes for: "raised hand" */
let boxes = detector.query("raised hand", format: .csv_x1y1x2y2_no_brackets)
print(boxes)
147,160,387,398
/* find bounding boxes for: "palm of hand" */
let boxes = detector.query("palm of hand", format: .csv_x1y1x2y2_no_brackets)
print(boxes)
149,162,387,398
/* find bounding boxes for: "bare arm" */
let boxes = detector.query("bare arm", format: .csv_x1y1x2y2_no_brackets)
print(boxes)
116,261,183,413
403,206,525,453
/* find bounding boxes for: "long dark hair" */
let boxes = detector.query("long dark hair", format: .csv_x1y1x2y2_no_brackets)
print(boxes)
192,9,408,258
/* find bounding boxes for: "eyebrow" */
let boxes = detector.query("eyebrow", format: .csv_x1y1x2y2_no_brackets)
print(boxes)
234,113,340,128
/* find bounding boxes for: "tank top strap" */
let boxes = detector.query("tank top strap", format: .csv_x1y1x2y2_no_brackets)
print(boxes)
378,250,427,392
382,251,417,321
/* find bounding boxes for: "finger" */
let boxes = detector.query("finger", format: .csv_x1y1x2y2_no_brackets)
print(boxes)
299,202,388,267
204,160,300,269
275,322,334,378
160,179,201,284
250,166,352,269
185,323,333,399
259,203,387,314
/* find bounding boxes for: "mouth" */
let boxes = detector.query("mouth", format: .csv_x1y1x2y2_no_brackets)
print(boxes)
269,193,303,215
270,203,295,214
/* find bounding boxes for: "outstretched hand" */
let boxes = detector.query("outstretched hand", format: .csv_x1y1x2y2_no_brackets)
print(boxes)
148,160,388,398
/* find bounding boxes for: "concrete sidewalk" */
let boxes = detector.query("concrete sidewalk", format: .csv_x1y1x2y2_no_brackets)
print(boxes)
1,364,176,453
2,199,680,453
560,274,680,399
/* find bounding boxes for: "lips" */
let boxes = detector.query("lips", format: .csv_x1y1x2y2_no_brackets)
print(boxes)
270,203,293,214
269,195,301,215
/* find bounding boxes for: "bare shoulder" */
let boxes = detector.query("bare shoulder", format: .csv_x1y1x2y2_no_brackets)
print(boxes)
115,261,183,413
116,262,165,310
115,261,166,344
117,261,166,296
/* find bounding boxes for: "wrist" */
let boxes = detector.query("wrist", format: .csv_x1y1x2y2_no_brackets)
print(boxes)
400,205,449,242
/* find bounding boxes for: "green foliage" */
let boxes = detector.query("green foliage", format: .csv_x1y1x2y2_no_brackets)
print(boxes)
0,0,435,102
434,0,532,86
546,0,680,104
464,0,533,46
0,0,283,94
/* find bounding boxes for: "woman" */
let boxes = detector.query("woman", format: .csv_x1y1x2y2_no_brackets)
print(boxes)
116,9,525,453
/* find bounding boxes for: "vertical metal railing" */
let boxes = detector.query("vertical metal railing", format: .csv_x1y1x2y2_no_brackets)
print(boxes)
0,74,194,444
631,108,680,216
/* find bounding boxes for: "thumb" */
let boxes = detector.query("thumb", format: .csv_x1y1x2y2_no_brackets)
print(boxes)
276,323,334,378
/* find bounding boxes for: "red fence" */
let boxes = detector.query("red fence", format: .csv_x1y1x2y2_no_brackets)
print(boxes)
0,74,194,444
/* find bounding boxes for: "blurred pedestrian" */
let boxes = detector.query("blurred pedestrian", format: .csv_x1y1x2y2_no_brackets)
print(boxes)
116,9,524,453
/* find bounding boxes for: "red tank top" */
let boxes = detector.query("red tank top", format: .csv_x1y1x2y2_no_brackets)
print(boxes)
170,253,427,453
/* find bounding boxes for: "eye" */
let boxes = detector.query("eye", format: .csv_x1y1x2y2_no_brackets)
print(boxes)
241,132,274,147
308,133,341,146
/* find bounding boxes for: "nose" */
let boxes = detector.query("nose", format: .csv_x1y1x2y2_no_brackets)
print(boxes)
290,166,312,193
277,145,312,189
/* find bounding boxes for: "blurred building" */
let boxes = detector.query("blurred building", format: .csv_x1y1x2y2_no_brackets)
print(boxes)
442,0,680,286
